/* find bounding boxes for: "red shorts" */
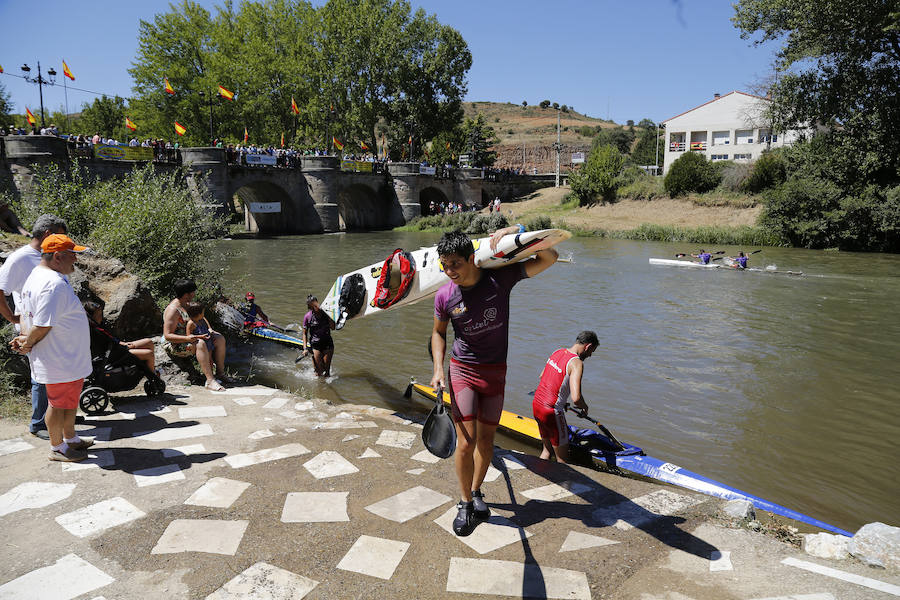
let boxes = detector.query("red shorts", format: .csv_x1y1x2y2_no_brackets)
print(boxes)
533,401,568,448
46,379,84,410
448,359,506,425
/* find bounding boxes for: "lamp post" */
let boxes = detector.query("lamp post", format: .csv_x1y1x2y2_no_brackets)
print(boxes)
20,62,57,129
198,90,214,144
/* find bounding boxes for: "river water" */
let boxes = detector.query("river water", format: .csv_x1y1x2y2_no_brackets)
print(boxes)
217,232,899,533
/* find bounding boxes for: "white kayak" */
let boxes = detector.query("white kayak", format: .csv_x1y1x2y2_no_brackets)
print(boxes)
649,258,721,269
321,228,572,328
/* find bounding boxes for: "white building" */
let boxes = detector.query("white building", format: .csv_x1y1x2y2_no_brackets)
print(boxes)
661,91,803,175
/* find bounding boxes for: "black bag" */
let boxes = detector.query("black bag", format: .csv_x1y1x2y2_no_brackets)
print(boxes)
422,385,456,459
336,273,366,329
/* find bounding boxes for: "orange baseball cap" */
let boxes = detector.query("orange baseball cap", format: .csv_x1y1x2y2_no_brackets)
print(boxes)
41,234,89,253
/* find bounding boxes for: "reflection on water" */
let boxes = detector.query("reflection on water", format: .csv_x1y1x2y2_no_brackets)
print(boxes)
218,233,900,532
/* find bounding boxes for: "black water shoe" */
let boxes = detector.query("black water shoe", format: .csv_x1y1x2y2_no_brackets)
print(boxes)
471,489,490,520
453,501,476,536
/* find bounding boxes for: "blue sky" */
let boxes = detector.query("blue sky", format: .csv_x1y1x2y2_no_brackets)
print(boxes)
0,0,777,126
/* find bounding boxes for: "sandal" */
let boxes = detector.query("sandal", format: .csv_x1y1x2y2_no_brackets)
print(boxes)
205,380,225,391
216,374,238,385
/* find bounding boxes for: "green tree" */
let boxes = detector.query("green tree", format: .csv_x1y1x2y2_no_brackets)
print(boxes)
521,100,527,108
637,118,655,128
461,114,497,167
569,144,625,205
630,125,663,168
78,95,129,141
591,126,635,154
664,152,720,197
539,100,550,109
0,83,12,126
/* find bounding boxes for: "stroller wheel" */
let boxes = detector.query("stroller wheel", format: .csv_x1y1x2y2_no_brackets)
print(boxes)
144,378,166,397
80,386,109,415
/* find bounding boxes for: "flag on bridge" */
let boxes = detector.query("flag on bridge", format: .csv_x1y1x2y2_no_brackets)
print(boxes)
62,60,75,81
291,96,299,115
333,136,343,151
164,77,175,95
0,64,4,74
281,132,285,148
25,108,36,125
125,117,137,131
174,121,186,136
244,127,249,143
218,85,234,101
446,141,451,150
359,140,369,151
381,133,387,159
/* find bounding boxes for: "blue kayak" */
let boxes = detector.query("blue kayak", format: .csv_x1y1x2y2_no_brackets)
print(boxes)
247,326,305,350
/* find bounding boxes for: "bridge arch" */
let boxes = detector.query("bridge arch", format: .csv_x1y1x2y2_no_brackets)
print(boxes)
337,182,391,231
419,186,451,216
233,180,295,234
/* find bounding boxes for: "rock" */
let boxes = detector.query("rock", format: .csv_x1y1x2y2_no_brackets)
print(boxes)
747,520,761,532
103,277,161,341
849,522,900,570
724,499,755,521
803,532,850,560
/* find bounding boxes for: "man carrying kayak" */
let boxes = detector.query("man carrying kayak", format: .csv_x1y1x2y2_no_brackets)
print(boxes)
430,227,557,536
690,249,712,265
533,331,598,464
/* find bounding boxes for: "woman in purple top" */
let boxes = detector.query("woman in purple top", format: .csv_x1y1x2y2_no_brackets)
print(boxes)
301,295,335,377
431,227,557,536
691,249,712,265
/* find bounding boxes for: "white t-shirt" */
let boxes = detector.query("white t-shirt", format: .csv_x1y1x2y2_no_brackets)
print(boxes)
0,244,42,318
19,265,91,384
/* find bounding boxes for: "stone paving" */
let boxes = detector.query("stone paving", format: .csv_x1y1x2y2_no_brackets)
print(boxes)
0,384,898,599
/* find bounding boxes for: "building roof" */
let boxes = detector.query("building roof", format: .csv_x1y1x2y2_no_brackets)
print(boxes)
662,91,770,124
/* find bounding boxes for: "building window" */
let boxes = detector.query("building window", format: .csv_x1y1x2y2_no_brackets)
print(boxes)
734,153,751,160
712,131,730,146
710,154,729,161
736,129,753,144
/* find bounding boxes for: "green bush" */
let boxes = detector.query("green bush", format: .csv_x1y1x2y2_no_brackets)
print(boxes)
525,215,552,230
664,152,720,197
717,161,753,192
570,144,625,206
619,176,665,200
744,151,787,193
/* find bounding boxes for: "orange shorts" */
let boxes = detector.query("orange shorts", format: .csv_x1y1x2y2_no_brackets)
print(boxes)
46,379,84,410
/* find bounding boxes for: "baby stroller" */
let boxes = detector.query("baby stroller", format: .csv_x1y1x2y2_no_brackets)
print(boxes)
79,320,166,415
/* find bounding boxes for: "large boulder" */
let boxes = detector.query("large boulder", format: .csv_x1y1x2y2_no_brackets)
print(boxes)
803,532,850,560
849,522,900,569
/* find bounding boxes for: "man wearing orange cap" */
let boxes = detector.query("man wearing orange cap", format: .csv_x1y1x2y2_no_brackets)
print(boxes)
11,234,94,461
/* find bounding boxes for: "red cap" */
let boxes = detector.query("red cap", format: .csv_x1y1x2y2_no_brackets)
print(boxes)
246,292,255,300
41,234,88,253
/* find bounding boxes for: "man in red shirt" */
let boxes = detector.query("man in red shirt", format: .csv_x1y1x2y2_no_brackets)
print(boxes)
532,331,598,464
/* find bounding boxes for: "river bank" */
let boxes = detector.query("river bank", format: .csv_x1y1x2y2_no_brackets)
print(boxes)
1,381,896,599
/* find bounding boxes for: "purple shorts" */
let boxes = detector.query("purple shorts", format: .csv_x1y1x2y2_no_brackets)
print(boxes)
448,359,507,425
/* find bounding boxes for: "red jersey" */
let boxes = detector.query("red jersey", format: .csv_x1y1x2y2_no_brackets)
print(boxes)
533,348,577,412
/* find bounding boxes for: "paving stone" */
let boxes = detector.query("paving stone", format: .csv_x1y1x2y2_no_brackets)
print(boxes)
78,427,112,441
294,401,315,411
133,464,185,487
748,594,835,600
231,397,256,406
133,423,214,442
358,448,380,458
284,428,297,433
312,421,378,430
248,429,275,440
336,535,410,580
406,468,425,475
161,444,207,458
375,430,417,449
342,435,360,442
205,561,319,600
365,485,451,523
0,553,114,600
55,497,146,538
279,410,301,420
521,481,594,502
482,465,503,483
263,397,290,409
434,506,533,555
0,438,34,457
446,557,590,599
225,443,310,469
303,451,359,479
410,449,440,464
281,492,349,523
559,531,620,552
185,478,252,508
709,549,733,571
179,406,227,419
781,557,900,596
591,489,703,531
151,519,249,555
0,481,76,517
60,450,114,472
212,387,277,396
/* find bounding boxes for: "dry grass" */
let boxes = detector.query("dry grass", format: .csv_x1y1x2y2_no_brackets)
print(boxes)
504,186,762,231
462,101,620,145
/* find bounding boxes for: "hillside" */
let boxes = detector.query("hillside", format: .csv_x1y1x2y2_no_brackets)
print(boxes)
462,101,641,173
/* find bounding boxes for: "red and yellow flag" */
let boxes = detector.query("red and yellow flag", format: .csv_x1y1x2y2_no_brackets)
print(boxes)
125,117,137,131
291,96,299,115
174,121,186,136
243,127,249,143
333,136,343,151
62,60,75,81
25,108,36,125
381,133,387,158
281,132,285,148
164,77,174,95
359,141,369,151
408,135,412,145
218,85,234,101
446,141,451,150
0,64,4,74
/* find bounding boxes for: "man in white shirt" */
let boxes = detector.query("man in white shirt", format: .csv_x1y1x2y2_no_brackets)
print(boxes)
0,214,68,439
11,234,94,461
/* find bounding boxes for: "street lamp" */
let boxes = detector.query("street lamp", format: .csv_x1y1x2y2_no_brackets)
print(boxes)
21,62,57,129
198,90,215,144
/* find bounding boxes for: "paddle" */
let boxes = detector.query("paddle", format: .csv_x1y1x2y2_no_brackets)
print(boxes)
674,251,725,258
421,384,456,458
565,405,626,451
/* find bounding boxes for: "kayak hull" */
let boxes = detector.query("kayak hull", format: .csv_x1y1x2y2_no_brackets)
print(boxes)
248,326,305,350
649,258,720,268
408,383,851,537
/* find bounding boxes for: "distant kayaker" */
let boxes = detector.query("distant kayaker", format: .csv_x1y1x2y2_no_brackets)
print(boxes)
532,331,598,465
240,292,270,328
430,228,557,537
301,294,335,377
691,249,712,265
729,251,748,269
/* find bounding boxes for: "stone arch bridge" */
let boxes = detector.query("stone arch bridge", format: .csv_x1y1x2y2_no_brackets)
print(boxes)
1,136,546,234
